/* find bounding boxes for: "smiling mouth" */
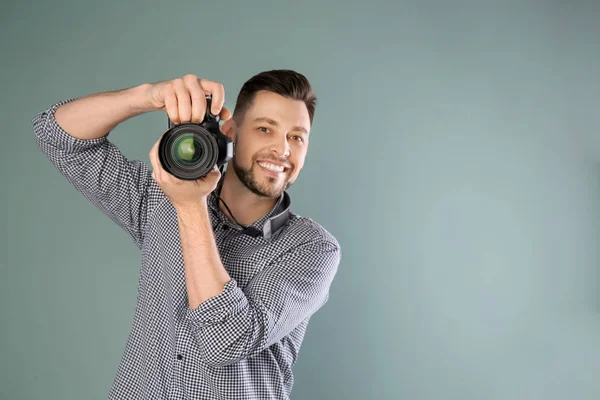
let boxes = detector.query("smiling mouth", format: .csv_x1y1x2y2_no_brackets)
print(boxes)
257,161,289,173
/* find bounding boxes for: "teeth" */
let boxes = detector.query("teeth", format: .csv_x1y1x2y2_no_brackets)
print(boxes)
258,162,285,172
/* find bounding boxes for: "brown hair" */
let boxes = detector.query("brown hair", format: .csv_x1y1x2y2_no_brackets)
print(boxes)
232,69,317,125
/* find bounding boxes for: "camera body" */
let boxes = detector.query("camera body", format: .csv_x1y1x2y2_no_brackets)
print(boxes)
158,94,233,180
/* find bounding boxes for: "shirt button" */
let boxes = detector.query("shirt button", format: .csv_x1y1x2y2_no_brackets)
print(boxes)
222,225,229,230
177,354,183,360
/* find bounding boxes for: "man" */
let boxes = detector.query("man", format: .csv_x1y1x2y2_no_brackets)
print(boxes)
32,70,341,400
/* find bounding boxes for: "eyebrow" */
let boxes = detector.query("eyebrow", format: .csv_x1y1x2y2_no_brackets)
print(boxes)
253,117,309,135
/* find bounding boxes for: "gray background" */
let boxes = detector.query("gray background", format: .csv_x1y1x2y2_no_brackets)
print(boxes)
1,1,600,399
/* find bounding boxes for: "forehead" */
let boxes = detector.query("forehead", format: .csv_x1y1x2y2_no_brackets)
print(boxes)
245,90,311,131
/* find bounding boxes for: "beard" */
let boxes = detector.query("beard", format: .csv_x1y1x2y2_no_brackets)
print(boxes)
232,152,295,198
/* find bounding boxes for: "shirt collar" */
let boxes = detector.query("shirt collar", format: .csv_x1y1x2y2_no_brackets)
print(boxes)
207,173,292,240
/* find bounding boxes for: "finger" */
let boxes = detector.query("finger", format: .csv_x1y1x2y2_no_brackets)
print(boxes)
209,165,222,178
151,138,179,184
184,75,206,123
163,87,179,124
210,166,222,182
197,166,220,184
172,78,192,123
199,79,225,115
219,107,232,121
149,139,164,182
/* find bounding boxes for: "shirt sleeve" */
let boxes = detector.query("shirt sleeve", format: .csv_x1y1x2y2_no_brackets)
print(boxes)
32,99,158,249
184,236,341,367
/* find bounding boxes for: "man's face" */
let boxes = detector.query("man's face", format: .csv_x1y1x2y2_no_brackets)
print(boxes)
224,90,311,199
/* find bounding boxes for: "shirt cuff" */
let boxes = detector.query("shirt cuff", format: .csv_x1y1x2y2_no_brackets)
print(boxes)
185,279,248,329
33,98,109,152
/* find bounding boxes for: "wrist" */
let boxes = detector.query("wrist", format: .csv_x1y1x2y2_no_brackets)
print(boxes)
175,199,213,235
124,83,156,115
175,198,209,216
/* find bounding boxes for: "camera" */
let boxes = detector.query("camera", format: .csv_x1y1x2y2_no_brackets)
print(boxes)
158,94,234,180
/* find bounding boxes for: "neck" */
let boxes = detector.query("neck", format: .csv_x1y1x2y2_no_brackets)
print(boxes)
217,168,279,226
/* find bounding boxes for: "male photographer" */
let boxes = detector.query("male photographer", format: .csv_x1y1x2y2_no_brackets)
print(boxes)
32,70,341,400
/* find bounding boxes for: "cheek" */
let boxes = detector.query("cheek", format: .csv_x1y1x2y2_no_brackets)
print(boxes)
234,147,251,167
292,153,306,172
234,138,257,164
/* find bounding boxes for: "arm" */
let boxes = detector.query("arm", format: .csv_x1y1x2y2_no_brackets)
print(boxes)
32,84,158,248
177,204,341,368
177,203,232,309
53,83,153,141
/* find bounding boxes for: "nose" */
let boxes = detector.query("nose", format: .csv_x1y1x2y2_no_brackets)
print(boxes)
270,135,291,157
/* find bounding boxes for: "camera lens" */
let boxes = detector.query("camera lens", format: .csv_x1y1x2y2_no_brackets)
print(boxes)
158,124,219,180
172,133,204,166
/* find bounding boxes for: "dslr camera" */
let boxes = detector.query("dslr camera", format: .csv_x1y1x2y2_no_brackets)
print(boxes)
158,94,234,180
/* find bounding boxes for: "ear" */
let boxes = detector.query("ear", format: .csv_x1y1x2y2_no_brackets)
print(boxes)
220,118,237,142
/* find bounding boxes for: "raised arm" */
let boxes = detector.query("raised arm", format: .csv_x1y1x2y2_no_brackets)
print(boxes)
32,84,158,248
32,74,227,248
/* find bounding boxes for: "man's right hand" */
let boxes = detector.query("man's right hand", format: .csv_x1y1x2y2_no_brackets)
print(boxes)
145,74,232,125
52,74,233,142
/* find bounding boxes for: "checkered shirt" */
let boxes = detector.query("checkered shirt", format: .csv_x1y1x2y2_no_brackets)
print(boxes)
31,99,341,400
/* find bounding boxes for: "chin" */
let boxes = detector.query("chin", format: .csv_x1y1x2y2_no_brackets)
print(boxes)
257,177,287,197
232,156,293,198
255,173,294,197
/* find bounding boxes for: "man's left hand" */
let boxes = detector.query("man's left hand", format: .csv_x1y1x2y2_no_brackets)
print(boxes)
148,136,221,210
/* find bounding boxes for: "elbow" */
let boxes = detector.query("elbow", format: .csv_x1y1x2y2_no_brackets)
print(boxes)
31,109,56,154
189,295,269,367
32,108,50,134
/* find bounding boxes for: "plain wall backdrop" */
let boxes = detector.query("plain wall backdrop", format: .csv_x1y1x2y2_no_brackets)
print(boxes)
1,1,600,399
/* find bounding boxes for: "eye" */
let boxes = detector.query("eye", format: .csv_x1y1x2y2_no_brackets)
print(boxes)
291,135,304,143
258,127,270,133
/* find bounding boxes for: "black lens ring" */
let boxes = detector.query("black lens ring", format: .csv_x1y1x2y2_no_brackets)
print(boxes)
159,124,219,180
